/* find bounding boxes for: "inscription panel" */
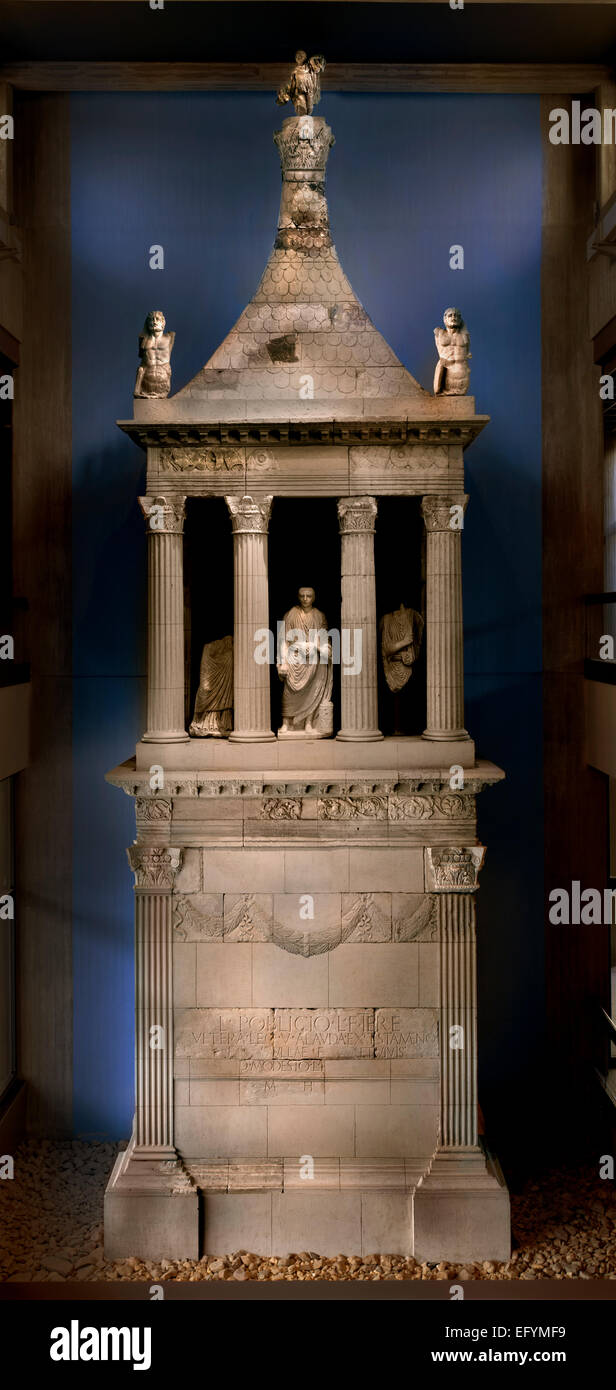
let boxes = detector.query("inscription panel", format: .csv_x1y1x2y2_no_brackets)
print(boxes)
175,1008,440,1062
175,1008,273,1059
273,1008,373,1059
239,1080,324,1105
239,1059,323,1077
374,1008,439,1058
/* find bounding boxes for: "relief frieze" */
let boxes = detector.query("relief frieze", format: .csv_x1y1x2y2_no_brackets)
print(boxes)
160,447,243,473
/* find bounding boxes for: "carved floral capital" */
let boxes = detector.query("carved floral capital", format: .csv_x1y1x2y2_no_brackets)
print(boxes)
127,845,182,891
139,495,186,534
421,494,468,533
225,494,273,534
424,845,485,892
337,495,378,534
274,117,334,174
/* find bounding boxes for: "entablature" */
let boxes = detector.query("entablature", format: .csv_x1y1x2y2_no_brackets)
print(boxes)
118,415,488,453
107,756,504,802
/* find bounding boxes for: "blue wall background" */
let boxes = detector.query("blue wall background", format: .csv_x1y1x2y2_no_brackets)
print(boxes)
71,92,543,1142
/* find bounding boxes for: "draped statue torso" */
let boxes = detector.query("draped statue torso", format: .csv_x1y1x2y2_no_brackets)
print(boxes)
280,605,333,725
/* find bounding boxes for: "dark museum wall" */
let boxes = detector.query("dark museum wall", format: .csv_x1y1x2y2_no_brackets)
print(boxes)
70,92,542,1143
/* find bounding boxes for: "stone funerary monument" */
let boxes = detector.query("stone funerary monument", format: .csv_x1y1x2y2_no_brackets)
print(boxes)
105,59,510,1262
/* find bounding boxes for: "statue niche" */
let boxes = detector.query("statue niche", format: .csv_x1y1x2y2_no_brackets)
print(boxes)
277,586,333,738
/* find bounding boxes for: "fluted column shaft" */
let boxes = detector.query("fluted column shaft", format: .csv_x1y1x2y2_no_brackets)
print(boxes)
225,495,275,742
438,892,478,1149
337,496,382,741
139,495,188,742
421,495,469,741
127,846,182,1158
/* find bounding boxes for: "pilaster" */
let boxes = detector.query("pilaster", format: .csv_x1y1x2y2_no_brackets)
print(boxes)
413,850,510,1262
127,844,182,1158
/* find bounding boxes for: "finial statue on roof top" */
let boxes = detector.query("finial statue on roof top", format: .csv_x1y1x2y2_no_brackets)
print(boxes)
276,50,326,115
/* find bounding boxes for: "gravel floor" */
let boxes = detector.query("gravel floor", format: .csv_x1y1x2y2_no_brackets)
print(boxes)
0,1141,615,1282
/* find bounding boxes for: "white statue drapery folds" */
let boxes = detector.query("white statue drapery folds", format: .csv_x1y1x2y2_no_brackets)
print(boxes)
189,635,233,737
277,586,333,737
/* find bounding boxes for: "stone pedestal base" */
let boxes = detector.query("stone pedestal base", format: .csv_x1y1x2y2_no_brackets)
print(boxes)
104,1141,199,1261
132,733,481,771
202,1189,413,1258
413,1145,510,1263
104,1148,509,1262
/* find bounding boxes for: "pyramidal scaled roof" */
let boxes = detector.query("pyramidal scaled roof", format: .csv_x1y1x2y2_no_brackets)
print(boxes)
168,112,430,422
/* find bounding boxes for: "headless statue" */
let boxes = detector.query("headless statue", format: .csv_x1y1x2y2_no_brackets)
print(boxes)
380,603,424,735
189,635,233,737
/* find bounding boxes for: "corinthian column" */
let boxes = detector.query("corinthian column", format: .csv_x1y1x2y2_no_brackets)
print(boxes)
225,495,275,742
421,495,469,741
337,496,382,741
139,496,189,743
127,845,182,1158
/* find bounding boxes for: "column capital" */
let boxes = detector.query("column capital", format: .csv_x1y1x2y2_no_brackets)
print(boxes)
139,495,186,534
424,845,485,892
127,845,182,891
337,495,377,533
225,494,273,534
421,494,468,532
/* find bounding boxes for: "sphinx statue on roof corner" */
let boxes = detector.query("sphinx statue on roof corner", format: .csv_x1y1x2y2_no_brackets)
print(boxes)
276,50,326,115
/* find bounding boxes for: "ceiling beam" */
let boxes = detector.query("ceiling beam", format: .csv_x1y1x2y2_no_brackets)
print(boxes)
1,61,611,93
11,1,616,5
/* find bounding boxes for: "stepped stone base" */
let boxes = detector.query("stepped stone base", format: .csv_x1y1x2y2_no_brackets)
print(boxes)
413,1146,510,1263
104,1143,508,1262
104,1143,199,1262
202,1190,413,1257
